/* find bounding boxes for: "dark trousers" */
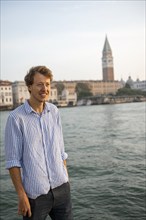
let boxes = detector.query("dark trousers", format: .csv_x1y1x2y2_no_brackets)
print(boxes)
23,182,73,220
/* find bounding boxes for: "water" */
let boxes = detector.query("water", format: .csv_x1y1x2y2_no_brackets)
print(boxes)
0,102,146,220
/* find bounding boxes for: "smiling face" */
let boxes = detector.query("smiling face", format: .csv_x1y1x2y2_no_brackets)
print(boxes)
28,73,51,104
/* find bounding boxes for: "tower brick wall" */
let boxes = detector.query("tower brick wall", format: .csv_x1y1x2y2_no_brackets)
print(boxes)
103,67,114,81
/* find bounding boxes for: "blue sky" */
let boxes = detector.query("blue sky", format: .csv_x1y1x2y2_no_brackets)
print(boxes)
1,0,145,82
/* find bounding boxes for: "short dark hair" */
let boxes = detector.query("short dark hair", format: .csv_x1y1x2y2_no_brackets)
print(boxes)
24,66,53,86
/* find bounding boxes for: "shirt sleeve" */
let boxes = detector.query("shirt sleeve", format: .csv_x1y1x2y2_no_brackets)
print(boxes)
57,112,68,161
5,114,23,169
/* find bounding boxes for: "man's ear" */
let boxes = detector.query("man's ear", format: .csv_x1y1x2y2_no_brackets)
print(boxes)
28,85,31,93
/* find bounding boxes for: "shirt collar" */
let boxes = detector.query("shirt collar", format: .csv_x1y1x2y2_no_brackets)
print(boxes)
24,100,50,114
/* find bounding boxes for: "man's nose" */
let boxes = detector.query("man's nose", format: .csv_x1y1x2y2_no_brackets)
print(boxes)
41,84,49,90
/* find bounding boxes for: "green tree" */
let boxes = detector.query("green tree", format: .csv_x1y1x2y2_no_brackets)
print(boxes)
76,82,93,100
125,83,131,88
55,82,65,95
116,87,146,96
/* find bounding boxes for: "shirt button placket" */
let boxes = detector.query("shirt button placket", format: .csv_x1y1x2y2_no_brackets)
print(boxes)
40,115,52,186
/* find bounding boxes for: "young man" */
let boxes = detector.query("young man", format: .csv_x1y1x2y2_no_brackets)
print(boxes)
5,66,73,220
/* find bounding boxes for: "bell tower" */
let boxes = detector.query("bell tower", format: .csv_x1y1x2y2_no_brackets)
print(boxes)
102,36,114,81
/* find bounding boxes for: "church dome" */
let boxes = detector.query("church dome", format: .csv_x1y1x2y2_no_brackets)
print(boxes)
126,76,134,86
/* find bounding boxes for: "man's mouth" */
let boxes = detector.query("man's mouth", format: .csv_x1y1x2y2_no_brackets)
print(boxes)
40,93,47,98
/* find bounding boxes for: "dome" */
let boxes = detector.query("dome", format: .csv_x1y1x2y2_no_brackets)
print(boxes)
126,76,134,86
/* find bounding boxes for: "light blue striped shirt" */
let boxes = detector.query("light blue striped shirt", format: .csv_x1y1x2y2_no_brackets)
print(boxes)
5,100,68,199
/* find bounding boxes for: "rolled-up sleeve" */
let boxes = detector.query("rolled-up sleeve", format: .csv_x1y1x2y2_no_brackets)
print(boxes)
5,115,22,169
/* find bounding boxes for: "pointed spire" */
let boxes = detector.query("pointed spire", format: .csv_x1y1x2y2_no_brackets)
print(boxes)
103,35,112,53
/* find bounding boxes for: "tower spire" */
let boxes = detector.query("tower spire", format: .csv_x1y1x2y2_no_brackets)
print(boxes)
103,35,112,53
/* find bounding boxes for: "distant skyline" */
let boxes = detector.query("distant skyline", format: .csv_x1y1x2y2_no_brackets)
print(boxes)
1,0,145,82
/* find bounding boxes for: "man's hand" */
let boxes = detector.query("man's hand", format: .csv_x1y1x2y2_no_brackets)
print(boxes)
18,192,32,217
9,167,32,217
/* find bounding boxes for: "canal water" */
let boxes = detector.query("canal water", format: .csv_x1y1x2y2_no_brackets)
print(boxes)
0,102,145,220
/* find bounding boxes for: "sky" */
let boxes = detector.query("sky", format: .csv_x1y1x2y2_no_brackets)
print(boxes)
1,0,145,82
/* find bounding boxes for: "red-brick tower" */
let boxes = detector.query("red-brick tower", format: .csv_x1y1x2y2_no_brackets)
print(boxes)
102,36,114,81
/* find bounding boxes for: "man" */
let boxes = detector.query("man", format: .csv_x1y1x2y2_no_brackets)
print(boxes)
5,66,73,220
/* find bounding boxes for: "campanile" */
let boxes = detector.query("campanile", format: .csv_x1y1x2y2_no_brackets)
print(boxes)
102,36,114,81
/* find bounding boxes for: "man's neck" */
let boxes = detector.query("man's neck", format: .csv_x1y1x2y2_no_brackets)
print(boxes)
28,99,45,113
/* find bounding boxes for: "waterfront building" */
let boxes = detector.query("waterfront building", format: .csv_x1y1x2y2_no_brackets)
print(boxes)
0,80,13,110
102,36,114,81
49,85,58,103
89,80,122,95
126,76,146,91
52,81,77,106
61,88,77,106
63,81,77,94
12,81,30,107
120,78,126,87
52,80,123,97
133,79,146,91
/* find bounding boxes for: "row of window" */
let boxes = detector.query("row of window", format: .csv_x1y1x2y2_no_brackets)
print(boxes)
0,87,11,90
103,60,112,62
135,84,146,88
50,91,57,96
1,98,12,103
0,92,12,96
92,85,118,88
17,89,28,92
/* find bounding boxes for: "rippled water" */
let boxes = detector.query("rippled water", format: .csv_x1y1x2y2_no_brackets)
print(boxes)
0,102,146,220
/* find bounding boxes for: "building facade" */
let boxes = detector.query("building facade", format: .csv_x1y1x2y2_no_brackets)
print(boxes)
53,80,122,98
133,79,146,91
89,80,122,95
61,88,77,106
126,77,146,91
0,80,13,109
49,85,58,103
12,81,30,107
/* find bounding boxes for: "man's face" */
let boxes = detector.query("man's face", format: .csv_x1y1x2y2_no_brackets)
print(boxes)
29,73,51,103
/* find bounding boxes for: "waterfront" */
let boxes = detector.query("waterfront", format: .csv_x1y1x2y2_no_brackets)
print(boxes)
0,102,146,220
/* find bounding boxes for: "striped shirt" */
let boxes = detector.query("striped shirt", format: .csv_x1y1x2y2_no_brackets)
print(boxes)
5,100,68,199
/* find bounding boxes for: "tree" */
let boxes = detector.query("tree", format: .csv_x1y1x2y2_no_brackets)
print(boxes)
76,82,93,100
55,82,65,95
125,83,131,88
116,87,146,96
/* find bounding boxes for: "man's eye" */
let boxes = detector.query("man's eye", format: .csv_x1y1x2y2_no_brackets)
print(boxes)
37,83,50,87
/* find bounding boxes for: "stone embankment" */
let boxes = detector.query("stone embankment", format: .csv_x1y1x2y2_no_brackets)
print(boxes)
77,95,146,106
